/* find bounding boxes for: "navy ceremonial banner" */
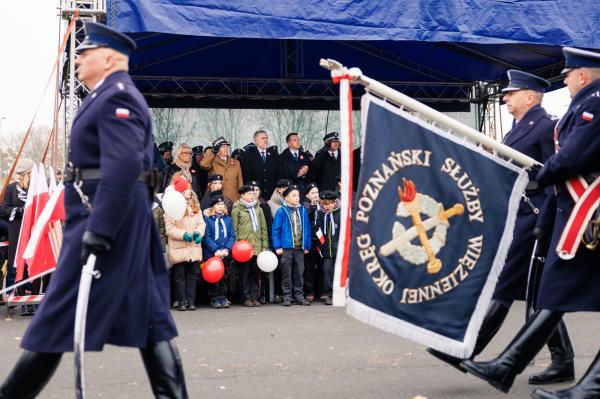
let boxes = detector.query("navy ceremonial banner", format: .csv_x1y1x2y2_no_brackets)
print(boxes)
348,95,528,357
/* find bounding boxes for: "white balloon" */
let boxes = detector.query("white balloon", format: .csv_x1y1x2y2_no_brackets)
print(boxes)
162,190,186,220
257,250,278,272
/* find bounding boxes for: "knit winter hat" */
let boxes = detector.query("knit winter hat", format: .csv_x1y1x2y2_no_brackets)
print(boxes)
172,175,190,193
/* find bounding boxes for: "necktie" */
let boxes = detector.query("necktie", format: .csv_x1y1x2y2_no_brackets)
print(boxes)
294,152,298,160
261,151,266,162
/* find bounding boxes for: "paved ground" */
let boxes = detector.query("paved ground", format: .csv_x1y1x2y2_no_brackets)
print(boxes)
0,301,599,399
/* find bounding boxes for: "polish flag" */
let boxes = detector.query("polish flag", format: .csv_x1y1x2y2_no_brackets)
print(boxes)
14,165,39,281
316,228,325,245
14,164,50,281
24,181,65,277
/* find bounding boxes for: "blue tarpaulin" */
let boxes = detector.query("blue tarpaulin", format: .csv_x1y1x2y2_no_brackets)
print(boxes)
105,0,600,109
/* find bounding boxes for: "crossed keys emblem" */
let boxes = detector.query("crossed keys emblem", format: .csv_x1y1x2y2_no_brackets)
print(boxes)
379,178,464,274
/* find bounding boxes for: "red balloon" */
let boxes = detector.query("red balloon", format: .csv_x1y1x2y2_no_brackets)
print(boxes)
201,257,224,283
232,240,254,262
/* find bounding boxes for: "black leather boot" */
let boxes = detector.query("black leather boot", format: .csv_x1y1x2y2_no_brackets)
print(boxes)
140,340,189,399
427,300,510,373
529,320,575,385
0,351,62,399
531,349,600,399
461,309,563,393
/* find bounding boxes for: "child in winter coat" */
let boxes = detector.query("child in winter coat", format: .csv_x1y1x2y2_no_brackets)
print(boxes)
203,194,235,309
316,190,340,305
272,185,312,306
164,175,206,311
302,183,323,302
231,185,269,307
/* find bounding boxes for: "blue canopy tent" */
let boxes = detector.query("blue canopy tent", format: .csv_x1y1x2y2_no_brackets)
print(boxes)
101,0,600,112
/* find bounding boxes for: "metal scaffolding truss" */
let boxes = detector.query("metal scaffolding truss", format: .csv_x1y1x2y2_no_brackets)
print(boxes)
134,75,476,110
60,0,106,138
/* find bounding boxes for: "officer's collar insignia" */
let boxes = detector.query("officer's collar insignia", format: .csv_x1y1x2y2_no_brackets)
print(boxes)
91,92,98,99
529,121,534,126
116,82,125,90
380,178,464,274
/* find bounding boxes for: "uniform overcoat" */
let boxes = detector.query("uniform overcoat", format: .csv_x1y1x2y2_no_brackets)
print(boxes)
536,79,600,312
493,105,555,301
22,71,178,352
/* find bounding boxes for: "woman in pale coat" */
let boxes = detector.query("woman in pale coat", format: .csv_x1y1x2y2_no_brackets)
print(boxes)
200,136,243,201
165,175,206,311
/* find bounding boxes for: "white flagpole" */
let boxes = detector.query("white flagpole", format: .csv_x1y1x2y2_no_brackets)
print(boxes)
320,59,541,169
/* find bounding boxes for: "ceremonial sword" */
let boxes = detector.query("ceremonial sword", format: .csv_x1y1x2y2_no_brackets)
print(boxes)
74,254,100,399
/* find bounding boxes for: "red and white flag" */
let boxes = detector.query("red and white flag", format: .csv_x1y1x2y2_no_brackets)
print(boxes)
14,164,50,281
316,228,325,244
24,180,65,276
14,165,39,281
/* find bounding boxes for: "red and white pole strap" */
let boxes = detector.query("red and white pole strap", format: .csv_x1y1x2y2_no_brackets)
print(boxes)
0,241,8,247
330,67,362,306
558,176,600,259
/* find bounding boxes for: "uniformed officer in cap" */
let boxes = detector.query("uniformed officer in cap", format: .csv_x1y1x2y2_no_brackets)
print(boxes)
200,174,234,215
158,141,174,165
312,132,341,192
0,22,188,398
428,69,575,385
461,48,600,398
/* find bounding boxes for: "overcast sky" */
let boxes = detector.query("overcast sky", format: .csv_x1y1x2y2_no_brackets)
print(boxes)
0,1,571,139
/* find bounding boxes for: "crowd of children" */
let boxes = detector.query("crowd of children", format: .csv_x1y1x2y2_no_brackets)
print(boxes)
157,173,341,310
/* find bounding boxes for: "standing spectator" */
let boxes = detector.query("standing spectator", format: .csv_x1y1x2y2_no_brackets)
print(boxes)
200,137,243,201
272,185,311,306
248,180,274,304
231,185,269,307
200,174,234,214
158,141,174,166
203,195,235,309
267,178,292,302
191,145,208,197
303,183,323,302
312,132,341,192
280,132,312,195
165,176,206,311
316,191,340,305
162,143,194,192
240,130,282,200
0,158,34,308
268,179,292,218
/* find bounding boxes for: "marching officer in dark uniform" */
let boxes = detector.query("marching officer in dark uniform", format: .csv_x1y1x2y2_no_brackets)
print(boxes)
0,22,188,398
461,47,600,398
428,70,575,385
312,132,341,192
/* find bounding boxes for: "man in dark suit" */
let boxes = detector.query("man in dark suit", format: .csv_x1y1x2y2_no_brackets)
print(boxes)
279,132,313,196
240,130,282,199
312,132,341,192
428,69,575,386
0,22,188,398
460,48,600,398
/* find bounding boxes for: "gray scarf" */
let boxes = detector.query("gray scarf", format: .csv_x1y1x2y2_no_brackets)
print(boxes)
240,199,259,232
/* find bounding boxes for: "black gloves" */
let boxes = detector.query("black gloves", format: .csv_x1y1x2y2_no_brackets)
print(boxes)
82,230,111,262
